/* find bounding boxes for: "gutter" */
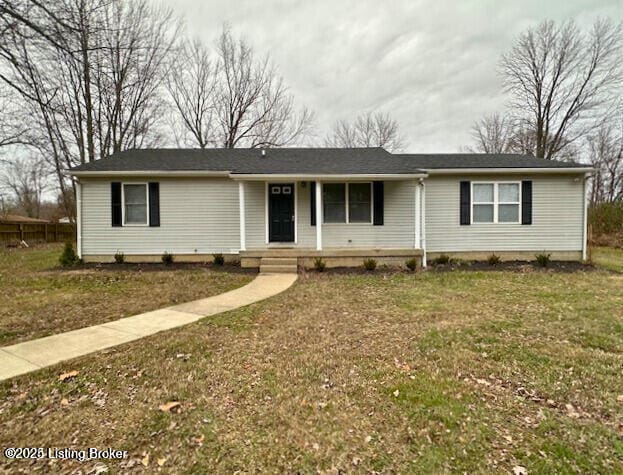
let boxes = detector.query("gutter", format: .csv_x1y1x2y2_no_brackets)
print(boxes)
229,173,428,181
69,170,231,178
424,167,593,174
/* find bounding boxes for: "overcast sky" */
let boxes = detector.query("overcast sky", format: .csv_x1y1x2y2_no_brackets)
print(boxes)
162,0,622,152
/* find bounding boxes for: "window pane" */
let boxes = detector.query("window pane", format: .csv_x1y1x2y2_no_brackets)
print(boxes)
348,183,371,223
473,204,494,223
473,184,494,202
499,204,519,222
499,183,519,202
124,184,147,224
323,183,346,223
126,204,147,224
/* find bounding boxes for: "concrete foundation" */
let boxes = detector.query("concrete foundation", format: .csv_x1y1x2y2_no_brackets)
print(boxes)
426,250,583,262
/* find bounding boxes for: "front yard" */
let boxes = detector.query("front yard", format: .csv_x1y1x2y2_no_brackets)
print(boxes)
0,244,253,345
1,246,622,473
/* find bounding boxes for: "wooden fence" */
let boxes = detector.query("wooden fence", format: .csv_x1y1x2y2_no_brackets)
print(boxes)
0,222,76,246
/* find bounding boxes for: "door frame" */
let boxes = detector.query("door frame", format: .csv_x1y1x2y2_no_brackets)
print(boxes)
265,182,297,245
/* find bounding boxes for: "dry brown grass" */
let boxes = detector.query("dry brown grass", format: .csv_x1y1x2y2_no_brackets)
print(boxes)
0,244,253,345
1,248,623,473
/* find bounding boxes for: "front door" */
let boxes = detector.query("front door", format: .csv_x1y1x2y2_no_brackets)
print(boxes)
269,183,295,243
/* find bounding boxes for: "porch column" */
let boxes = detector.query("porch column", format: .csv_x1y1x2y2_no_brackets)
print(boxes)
315,180,322,250
238,181,246,251
414,180,421,249
421,181,427,268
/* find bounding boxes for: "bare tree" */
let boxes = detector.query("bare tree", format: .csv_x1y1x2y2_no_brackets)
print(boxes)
468,113,515,153
500,19,623,159
467,113,539,155
0,0,180,219
93,0,179,156
587,118,623,203
212,26,313,148
166,39,218,148
325,111,405,151
0,155,49,218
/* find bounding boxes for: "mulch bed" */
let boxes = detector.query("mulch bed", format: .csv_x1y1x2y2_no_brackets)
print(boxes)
302,260,597,276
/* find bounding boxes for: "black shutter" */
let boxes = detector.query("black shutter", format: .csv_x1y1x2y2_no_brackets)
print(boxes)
310,181,316,226
373,181,384,225
149,182,160,227
460,181,471,225
521,180,532,225
111,182,122,227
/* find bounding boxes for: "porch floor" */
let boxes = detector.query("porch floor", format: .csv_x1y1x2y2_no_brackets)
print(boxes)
240,248,423,269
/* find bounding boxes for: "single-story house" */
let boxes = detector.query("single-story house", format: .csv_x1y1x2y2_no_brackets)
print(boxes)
69,148,592,269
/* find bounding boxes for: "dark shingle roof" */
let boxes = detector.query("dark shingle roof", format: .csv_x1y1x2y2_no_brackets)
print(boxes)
70,148,425,175
394,153,587,169
69,148,589,175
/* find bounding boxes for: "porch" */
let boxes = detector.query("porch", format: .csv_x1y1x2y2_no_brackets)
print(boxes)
235,174,427,268
239,248,424,269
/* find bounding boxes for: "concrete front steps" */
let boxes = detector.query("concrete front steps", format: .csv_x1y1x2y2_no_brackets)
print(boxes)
259,257,298,274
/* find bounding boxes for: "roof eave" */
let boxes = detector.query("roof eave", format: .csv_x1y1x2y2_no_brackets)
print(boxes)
229,173,428,181
424,167,593,174
70,170,232,177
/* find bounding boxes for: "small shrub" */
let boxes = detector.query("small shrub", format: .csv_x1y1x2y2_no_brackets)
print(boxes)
114,251,125,264
314,257,326,272
162,251,174,265
405,258,417,271
363,258,377,271
535,253,551,268
59,242,78,267
487,253,501,266
213,253,225,266
432,254,450,265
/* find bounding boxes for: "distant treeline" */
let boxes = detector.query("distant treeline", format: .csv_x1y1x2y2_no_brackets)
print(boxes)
590,202,623,247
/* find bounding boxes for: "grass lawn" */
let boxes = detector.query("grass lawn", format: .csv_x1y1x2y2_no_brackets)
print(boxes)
0,244,253,346
1,249,623,473
592,246,623,273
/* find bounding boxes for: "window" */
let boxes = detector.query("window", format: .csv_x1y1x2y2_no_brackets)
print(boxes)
472,182,520,224
123,183,148,225
322,182,372,224
323,183,346,223
348,183,372,223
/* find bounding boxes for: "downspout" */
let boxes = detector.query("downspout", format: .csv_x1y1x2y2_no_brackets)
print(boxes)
582,173,589,262
420,179,427,268
76,180,82,259
239,181,246,252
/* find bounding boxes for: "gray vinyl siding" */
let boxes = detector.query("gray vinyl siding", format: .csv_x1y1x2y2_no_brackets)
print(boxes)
81,177,241,255
425,174,585,252
245,180,417,249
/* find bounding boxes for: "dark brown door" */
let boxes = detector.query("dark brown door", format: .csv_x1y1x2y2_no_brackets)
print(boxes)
269,183,295,242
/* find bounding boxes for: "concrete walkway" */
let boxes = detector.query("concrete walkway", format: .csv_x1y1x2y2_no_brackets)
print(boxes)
0,273,297,381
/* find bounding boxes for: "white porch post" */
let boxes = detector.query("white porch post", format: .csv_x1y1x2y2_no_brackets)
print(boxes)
316,180,322,250
76,180,82,259
238,181,246,251
582,174,588,261
414,180,421,249
421,181,427,268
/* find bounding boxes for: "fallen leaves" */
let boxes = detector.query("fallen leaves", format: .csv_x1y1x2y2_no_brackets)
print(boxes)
512,466,528,475
191,434,205,446
58,370,79,382
565,403,581,419
159,401,182,414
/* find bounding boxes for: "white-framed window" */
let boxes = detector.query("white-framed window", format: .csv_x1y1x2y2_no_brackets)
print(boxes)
122,183,149,225
472,182,520,224
322,182,372,224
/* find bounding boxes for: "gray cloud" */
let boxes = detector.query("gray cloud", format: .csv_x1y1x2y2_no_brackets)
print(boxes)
163,0,623,152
